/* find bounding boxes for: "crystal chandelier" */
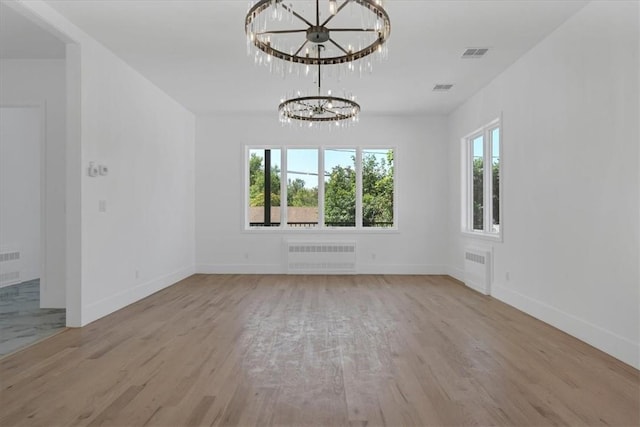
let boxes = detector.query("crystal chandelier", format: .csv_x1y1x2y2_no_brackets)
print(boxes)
279,45,360,128
246,0,391,78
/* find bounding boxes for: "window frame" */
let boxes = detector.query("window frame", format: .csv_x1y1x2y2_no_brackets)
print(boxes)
244,145,397,232
461,117,503,241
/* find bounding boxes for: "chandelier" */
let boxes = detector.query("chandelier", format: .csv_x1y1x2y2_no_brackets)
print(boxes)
246,0,391,78
279,45,360,128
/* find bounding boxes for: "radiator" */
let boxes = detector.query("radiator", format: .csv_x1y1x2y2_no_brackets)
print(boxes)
464,247,491,295
0,250,22,288
286,240,356,274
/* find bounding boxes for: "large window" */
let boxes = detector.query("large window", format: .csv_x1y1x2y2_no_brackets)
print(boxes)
462,119,501,239
247,147,395,230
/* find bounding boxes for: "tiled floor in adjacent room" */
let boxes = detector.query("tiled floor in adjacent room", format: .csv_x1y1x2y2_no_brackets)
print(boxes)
0,279,65,357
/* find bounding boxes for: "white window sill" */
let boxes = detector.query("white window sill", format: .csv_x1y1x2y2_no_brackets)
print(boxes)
244,226,400,235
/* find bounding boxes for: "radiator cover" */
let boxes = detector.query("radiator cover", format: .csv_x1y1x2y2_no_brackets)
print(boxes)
285,240,356,274
0,250,22,288
464,246,492,295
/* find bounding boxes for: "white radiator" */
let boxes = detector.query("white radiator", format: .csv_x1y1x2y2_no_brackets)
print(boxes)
286,240,356,274
464,247,492,295
0,250,22,288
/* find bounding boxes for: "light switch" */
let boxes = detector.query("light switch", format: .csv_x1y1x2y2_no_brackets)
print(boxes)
99,200,107,212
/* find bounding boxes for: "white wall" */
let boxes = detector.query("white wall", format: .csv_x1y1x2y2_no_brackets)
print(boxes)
0,107,41,284
196,113,449,274
0,59,66,307
447,1,639,368
14,1,196,326
78,42,196,326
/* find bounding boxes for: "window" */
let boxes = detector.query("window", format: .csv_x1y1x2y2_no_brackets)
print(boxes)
247,147,395,230
248,148,281,226
462,118,501,239
362,149,394,228
324,148,356,227
287,149,319,228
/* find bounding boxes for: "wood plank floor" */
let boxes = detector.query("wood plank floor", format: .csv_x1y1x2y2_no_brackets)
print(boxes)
1,274,638,426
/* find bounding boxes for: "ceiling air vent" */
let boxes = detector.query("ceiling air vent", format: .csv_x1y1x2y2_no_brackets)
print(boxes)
462,48,489,58
433,84,454,92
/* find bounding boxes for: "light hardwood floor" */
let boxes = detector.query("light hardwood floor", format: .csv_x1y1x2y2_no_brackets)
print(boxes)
1,275,638,426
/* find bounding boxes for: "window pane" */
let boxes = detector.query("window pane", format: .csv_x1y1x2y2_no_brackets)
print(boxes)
491,128,500,233
286,149,319,228
324,148,356,227
472,136,484,231
362,149,394,228
248,149,281,226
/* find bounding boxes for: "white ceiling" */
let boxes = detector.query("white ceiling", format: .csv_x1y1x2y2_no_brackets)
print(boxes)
14,1,588,115
0,1,66,59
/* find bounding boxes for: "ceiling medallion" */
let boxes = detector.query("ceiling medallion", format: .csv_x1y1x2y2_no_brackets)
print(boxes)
246,0,390,78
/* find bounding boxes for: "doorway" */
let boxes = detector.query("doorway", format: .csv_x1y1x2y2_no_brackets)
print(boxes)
0,106,66,356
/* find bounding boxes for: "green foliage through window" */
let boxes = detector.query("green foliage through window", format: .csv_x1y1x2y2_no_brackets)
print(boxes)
248,148,394,228
465,120,501,236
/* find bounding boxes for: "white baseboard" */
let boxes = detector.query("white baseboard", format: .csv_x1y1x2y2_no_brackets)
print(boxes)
357,264,448,275
81,265,196,326
492,283,640,370
197,264,284,274
447,266,464,282
196,264,448,275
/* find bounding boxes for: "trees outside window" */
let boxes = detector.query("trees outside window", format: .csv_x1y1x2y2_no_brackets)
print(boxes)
247,147,395,230
362,149,394,227
324,149,356,227
248,149,281,226
287,149,319,227
463,119,501,239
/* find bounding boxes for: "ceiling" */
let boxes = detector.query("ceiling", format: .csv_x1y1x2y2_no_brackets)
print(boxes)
0,1,65,59
8,1,588,115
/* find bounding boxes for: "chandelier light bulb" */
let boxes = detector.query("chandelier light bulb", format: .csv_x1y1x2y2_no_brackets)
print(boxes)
329,0,337,16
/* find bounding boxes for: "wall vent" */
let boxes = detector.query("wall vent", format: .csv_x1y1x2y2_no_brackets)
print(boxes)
0,251,20,263
465,251,486,264
464,247,491,295
286,241,356,274
433,84,454,92
462,48,489,58
0,250,22,288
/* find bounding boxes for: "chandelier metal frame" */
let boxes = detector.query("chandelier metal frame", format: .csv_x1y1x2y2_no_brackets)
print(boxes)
279,45,360,127
246,0,391,66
